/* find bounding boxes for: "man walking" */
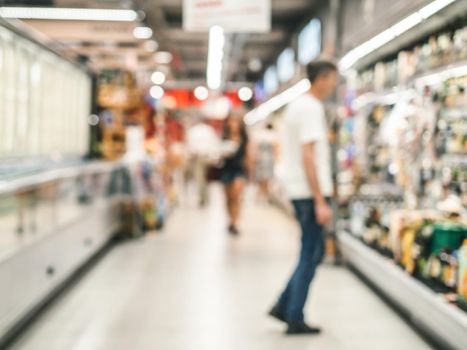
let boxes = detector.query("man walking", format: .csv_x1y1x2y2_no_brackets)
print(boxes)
269,59,338,335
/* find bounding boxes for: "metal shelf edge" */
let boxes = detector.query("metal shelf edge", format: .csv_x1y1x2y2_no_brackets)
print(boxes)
338,231,467,350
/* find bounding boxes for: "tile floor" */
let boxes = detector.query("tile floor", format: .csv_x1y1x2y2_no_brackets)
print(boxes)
11,186,433,350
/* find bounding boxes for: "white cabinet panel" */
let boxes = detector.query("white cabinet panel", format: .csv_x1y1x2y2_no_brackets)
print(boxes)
0,202,116,338
0,23,91,160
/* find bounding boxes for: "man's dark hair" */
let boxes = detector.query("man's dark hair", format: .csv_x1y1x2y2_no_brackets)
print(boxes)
306,59,337,83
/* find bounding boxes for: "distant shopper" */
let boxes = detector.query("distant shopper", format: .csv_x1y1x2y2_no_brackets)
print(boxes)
186,118,220,207
269,59,338,335
253,123,279,201
220,109,250,235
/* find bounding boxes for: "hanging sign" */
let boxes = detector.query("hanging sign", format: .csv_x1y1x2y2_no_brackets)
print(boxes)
183,0,271,33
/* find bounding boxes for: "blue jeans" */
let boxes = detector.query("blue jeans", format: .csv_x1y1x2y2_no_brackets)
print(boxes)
276,198,326,323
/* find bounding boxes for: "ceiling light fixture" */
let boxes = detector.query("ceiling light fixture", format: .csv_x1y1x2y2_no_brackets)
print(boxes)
248,58,262,72
144,40,158,52
339,0,457,71
154,51,173,64
151,71,166,85
150,85,164,99
194,86,209,101
419,0,456,18
88,114,100,126
245,78,311,125
0,7,138,21
133,26,153,39
207,25,225,90
390,13,422,36
238,87,253,102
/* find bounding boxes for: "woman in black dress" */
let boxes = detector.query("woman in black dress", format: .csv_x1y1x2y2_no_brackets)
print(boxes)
221,110,250,235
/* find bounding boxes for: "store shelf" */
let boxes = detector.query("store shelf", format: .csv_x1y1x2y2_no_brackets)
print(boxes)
413,60,467,89
338,231,467,350
0,161,121,196
441,153,467,166
353,60,467,110
440,108,467,120
352,88,415,109
353,0,467,72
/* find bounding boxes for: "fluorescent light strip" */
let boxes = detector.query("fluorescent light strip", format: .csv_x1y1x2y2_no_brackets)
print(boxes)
207,26,225,90
419,0,456,18
0,7,138,21
339,0,458,70
352,89,416,109
133,27,153,39
245,78,311,125
390,13,422,36
154,51,173,64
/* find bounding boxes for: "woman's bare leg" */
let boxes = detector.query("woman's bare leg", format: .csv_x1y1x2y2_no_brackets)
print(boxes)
224,184,234,225
230,177,245,228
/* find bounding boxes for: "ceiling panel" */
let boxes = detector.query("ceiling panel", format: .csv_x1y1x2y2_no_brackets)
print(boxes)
8,0,324,84
135,0,322,83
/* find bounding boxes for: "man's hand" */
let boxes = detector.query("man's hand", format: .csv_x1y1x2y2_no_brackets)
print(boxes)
315,199,332,226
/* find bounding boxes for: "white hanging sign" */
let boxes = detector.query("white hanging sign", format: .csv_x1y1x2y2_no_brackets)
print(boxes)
183,0,271,33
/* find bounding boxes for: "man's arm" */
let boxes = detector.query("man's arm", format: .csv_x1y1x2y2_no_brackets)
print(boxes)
302,142,332,225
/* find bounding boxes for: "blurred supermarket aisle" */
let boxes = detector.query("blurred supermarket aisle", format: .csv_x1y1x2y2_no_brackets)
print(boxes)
10,185,432,350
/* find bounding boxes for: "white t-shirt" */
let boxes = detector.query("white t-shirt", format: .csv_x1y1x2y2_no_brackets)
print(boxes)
253,128,279,145
280,94,332,199
187,123,220,158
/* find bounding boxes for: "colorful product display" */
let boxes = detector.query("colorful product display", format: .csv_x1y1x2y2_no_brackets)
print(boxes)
351,201,467,310
93,69,179,235
459,239,467,303
342,20,467,313
355,24,467,92
96,70,142,160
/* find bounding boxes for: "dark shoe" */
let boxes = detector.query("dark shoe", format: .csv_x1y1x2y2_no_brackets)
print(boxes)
268,306,287,323
286,323,321,335
228,225,239,236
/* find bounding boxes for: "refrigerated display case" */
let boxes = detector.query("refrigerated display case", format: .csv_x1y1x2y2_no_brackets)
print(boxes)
0,161,122,347
0,20,91,161
0,157,174,347
338,17,467,350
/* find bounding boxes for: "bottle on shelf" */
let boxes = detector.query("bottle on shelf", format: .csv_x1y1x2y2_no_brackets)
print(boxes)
458,239,467,302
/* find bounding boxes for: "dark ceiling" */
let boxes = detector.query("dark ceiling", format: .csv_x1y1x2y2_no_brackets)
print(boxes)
135,0,322,83
2,0,323,85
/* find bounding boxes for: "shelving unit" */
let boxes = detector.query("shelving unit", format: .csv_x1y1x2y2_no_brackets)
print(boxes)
338,21,467,330
339,231,467,350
